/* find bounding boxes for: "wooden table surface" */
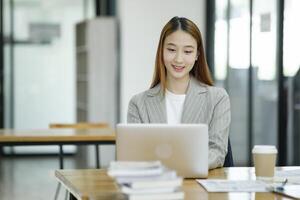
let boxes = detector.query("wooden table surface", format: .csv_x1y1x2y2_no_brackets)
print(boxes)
55,167,299,200
0,128,115,143
0,128,116,169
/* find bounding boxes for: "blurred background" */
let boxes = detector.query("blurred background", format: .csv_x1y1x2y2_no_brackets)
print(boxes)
0,0,299,199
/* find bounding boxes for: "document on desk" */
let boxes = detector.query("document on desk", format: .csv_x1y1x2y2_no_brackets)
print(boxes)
275,169,300,184
197,179,268,192
271,185,300,199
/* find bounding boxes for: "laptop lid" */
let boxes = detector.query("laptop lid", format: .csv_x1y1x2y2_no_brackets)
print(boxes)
116,124,208,178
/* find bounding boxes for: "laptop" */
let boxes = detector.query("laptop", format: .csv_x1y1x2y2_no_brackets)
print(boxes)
116,124,208,178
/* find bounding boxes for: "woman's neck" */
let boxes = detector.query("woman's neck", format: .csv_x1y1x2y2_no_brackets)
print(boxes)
166,75,190,94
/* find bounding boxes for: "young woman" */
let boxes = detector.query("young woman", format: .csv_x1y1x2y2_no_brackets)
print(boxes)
127,16,231,169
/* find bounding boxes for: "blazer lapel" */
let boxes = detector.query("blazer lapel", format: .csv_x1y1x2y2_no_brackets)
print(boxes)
181,77,208,123
145,84,167,123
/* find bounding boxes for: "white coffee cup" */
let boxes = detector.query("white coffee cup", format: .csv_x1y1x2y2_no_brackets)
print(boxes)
252,145,277,180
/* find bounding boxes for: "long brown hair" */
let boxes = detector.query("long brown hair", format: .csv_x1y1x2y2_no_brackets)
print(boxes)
150,16,213,91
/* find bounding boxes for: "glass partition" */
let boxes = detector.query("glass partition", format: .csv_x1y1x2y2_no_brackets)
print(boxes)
3,0,95,153
251,0,278,147
227,0,250,165
212,0,296,166
283,0,300,165
214,0,228,86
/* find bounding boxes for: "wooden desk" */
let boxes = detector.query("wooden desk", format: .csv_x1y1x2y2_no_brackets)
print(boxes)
0,128,116,168
55,167,298,200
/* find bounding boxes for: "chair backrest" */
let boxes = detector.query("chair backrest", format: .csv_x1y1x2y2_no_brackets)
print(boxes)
49,122,109,129
223,138,234,167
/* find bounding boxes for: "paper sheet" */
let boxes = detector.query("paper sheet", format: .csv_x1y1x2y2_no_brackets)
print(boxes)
197,179,269,192
271,185,300,199
275,169,300,184
276,169,300,177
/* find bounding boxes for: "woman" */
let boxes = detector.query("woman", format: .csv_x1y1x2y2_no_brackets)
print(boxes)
127,16,231,169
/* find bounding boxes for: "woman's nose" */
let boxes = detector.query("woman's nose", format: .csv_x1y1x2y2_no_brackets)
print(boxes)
174,52,184,63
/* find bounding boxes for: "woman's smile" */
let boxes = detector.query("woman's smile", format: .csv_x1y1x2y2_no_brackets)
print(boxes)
172,64,185,72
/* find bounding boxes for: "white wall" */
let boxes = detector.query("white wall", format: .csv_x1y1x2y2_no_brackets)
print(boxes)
118,0,207,122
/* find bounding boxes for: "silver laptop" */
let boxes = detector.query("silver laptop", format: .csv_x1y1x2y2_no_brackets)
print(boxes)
116,124,208,178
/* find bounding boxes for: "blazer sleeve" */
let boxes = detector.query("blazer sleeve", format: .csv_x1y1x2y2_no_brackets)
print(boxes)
127,95,142,123
208,88,231,169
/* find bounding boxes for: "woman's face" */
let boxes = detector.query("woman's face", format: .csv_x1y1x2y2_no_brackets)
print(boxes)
163,30,198,82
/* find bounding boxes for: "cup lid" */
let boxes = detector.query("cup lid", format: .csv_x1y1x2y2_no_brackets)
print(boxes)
252,145,278,154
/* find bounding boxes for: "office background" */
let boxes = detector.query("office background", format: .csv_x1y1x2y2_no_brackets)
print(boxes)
1,0,300,166
0,0,300,198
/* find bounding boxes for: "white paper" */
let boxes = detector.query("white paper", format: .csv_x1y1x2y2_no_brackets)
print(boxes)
275,169,300,184
128,191,184,200
110,161,162,170
197,179,269,192
108,167,163,177
271,185,300,199
121,185,177,194
108,161,165,177
116,170,177,184
276,169,300,177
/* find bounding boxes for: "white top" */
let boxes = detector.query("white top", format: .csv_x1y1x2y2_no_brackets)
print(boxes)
165,90,186,124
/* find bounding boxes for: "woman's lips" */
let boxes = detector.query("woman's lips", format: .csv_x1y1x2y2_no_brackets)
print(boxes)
172,65,185,72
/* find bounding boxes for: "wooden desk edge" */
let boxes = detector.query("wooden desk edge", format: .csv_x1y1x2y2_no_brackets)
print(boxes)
0,135,116,143
55,170,89,200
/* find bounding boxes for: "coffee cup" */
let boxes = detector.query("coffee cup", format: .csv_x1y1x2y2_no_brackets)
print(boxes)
252,145,277,180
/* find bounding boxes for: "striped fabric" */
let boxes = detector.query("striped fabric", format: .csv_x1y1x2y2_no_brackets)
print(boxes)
127,76,231,169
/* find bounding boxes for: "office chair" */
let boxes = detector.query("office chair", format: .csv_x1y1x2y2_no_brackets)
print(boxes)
223,138,234,167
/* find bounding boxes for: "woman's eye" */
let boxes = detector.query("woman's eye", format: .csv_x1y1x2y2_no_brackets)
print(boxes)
167,48,176,52
185,51,193,54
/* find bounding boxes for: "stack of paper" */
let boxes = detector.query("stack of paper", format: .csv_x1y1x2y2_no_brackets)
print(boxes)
108,161,184,200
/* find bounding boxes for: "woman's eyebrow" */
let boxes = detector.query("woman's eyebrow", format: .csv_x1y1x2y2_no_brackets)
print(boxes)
166,43,195,48
166,43,176,46
184,45,195,49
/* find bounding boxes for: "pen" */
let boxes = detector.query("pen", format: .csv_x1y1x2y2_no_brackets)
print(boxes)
275,178,288,191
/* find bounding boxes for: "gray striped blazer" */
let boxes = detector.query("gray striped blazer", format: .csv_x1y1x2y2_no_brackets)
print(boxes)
127,76,231,169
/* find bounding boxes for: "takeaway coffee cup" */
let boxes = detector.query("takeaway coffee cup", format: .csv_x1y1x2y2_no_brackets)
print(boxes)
252,145,277,180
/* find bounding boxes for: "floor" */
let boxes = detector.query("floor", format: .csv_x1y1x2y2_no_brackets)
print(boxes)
0,155,81,200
